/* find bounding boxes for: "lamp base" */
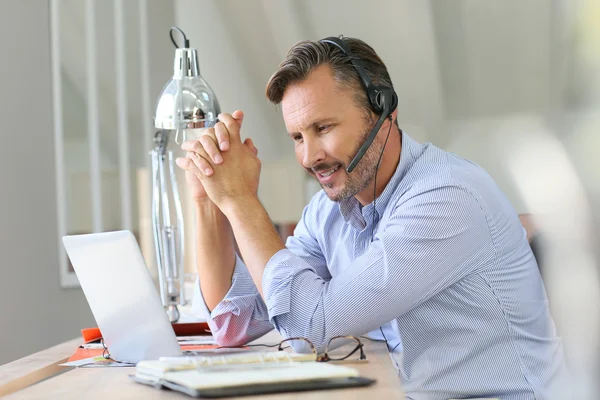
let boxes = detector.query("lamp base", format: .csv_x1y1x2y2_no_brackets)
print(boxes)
166,304,180,323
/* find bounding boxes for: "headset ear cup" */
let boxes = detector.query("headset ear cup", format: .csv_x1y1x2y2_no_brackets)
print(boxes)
375,88,391,116
372,87,397,117
373,89,383,114
389,90,398,113
367,86,382,114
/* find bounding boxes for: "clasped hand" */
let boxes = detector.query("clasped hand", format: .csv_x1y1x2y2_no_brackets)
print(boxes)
175,110,260,214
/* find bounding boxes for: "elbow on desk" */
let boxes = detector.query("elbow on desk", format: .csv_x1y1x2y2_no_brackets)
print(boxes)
208,321,250,348
214,335,249,348
207,316,274,348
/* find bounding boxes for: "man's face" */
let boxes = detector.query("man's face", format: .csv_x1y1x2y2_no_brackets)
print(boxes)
281,65,383,203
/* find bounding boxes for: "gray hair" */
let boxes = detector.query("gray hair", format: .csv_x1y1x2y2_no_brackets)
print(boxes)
265,36,394,115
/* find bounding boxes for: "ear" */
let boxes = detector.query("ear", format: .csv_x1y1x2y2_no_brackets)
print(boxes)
391,107,399,125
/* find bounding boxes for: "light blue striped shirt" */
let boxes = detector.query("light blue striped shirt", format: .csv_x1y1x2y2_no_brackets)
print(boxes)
193,132,565,400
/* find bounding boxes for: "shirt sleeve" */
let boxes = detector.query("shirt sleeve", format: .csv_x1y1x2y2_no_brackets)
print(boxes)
262,183,496,352
191,200,332,347
192,253,273,346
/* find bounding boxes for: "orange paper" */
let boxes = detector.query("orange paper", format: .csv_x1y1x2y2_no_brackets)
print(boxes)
81,322,211,343
67,344,221,363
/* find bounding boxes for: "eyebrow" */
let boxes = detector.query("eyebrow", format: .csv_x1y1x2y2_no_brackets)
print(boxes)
288,118,338,136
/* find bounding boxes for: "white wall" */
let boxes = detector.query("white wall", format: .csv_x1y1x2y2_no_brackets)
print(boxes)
59,0,175,235
0,1,96,365
0,0,177,365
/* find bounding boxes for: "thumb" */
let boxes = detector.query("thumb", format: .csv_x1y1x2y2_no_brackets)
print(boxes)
232,110,244,129
244,138,258,156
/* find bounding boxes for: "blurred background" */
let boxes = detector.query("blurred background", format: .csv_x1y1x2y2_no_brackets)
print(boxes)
1,0,599,390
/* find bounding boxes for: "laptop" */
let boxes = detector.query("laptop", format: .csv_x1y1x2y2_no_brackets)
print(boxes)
62,230,183,363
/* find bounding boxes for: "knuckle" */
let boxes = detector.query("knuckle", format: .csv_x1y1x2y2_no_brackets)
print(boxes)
203,129,218,141
192,153,205,166
193,141,204,153
199,136,215,150
214,122,226,134
197,158,208,169
201,128,215,139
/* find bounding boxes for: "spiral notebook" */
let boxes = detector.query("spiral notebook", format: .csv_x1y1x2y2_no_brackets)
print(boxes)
131,351,375,398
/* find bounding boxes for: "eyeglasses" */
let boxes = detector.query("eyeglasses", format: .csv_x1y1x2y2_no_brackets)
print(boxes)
101,337,110,359
277,335,367,363
75,338,136,368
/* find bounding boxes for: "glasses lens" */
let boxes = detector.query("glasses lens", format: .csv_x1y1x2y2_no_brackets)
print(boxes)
278,338,315,354
324,336,364,361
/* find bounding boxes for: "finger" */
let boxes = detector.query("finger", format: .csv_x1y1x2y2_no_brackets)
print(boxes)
186,151,214,176
181,138,208,153
244,138,258,156
232,110,244,128
181,132,220,161
199,134,223,164
176,155,206,178
213,121,230,151
219,111,243,143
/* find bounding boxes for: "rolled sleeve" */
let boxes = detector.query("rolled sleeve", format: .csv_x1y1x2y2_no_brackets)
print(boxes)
192,253,273,346
191,253,251,317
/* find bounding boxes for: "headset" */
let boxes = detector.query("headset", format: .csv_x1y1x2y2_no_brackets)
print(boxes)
319,36,398,173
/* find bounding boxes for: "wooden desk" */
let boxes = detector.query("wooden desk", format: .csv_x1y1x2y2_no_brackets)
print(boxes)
0,331,405,399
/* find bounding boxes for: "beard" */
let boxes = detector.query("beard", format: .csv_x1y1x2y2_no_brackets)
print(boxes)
313,121,383,203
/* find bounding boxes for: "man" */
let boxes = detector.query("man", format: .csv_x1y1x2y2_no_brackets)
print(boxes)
176,37,564,400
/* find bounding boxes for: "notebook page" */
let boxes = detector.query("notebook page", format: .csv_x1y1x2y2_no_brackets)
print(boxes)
148,351,316,372
162,362,359,390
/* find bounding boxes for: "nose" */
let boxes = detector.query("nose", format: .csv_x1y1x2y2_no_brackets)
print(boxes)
301,137,326,170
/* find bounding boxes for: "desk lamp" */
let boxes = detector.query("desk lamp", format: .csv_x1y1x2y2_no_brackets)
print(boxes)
152,27,221,322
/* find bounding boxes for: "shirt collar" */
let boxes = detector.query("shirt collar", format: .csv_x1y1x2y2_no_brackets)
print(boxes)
339,130,419,223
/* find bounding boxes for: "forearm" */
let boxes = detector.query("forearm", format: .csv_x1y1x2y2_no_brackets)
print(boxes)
224,196,286,297
194,198,236,310
191,258,274,346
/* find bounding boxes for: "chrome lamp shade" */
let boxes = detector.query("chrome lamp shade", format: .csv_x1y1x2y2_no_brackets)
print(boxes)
151,27,220,322
154,48,221,130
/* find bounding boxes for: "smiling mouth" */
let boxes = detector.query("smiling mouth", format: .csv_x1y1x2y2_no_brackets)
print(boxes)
317,165,340,178
313,165,342,185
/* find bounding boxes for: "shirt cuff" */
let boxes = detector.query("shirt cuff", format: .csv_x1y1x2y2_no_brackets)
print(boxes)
192,253,259,319
262,248,312,321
